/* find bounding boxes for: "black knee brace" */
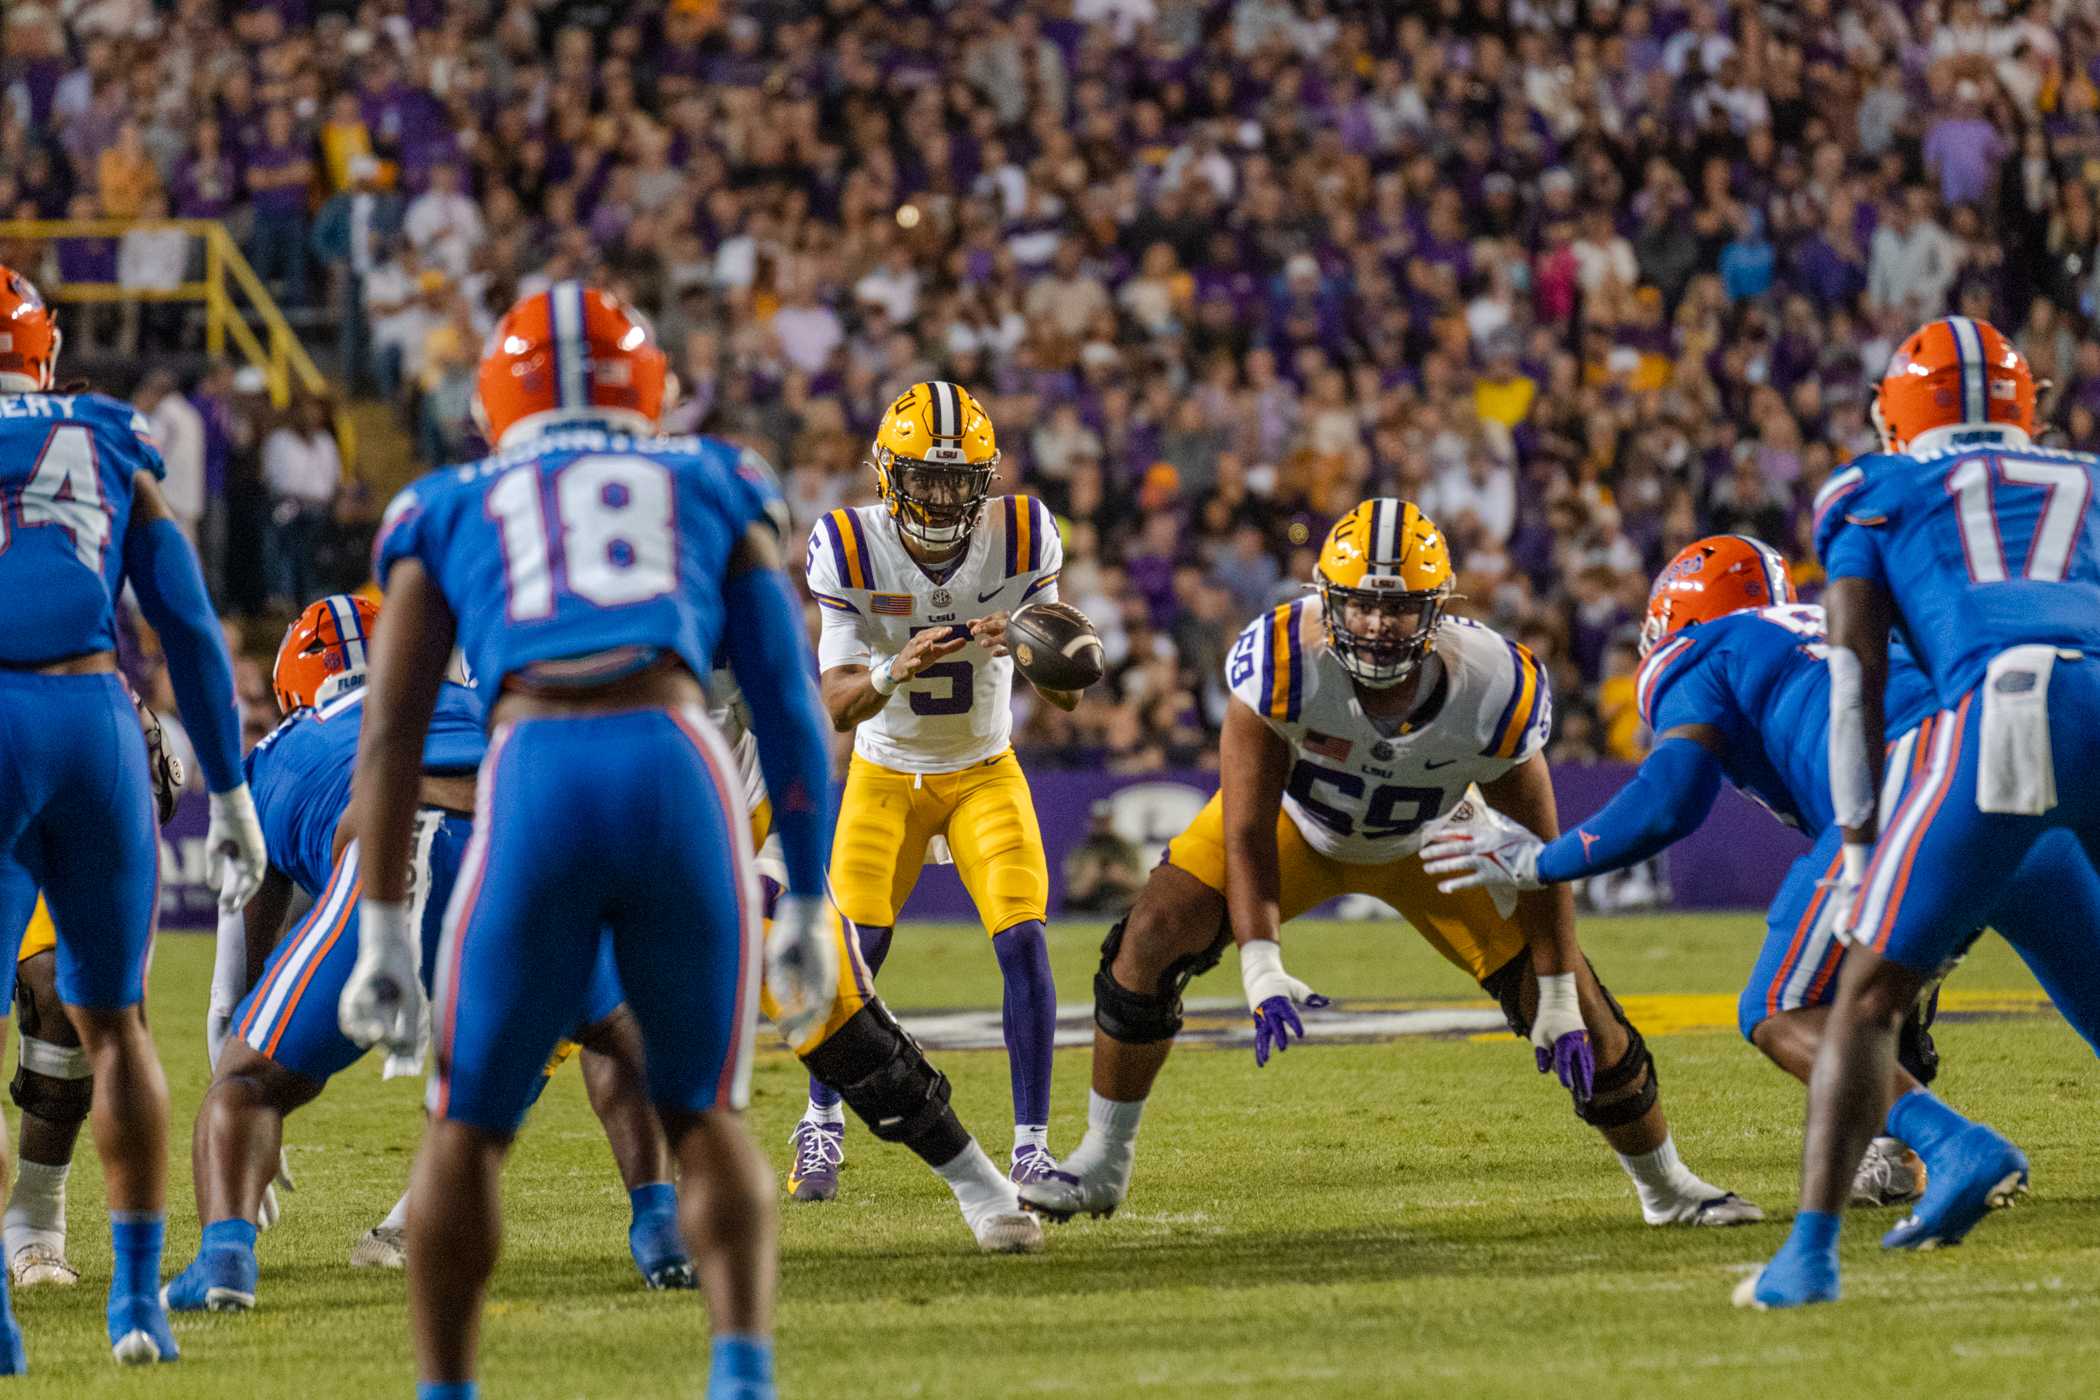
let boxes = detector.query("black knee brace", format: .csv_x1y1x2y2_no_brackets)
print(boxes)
1578,987,1660,1130
800,1003,969,1167
1480,956,1531,1039
11,1046,91,1128
1898,982,1942,1086
1092,915,1232,1045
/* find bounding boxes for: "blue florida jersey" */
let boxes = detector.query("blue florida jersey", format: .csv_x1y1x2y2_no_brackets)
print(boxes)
1635,605,1938,838
0,391,166,664
246,682,487,898
1815,432,2100,706
373,424,779,692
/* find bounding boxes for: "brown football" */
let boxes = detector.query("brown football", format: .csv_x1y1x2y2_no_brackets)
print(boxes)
1008,601,1105,691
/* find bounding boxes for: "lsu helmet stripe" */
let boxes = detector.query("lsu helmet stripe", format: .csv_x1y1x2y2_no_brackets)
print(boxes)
1947,316,1986,423
931,380,959,437
841,507,877,589
1485,640,1541,758
1371,498,1398,561
550,281,589,409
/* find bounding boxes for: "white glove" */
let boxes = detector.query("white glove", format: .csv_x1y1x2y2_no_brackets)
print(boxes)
256,1150,295,1231
207,784,269,912
1238,937,1325,1013
766,893,838,1047
1419,803,1545,916
338,899,429,1074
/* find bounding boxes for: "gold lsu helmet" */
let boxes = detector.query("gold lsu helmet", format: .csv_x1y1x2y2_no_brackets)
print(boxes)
1314,498,1454,687
871,381,1000,549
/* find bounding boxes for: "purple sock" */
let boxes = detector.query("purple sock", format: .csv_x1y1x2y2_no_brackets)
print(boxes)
808,924,895,1111
993,920,1055,1129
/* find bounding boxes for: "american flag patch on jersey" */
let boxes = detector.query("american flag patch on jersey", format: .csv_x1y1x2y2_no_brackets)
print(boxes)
1305,731,1352,761
871,593,915,616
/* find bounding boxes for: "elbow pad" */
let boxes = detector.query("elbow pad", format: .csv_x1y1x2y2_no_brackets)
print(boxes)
1827,646,1874,831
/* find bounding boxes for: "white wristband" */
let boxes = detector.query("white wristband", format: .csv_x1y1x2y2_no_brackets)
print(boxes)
868,655,898,696
1239,937,1288,1009
1841,842,1872,885
1536,972,1578,1019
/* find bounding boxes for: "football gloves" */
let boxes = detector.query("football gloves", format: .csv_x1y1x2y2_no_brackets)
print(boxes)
1239,938,1328,1067
338,899,429,1076
766,894,838,1048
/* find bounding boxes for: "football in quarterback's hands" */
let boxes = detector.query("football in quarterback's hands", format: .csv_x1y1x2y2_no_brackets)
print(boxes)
1009,601,1105,691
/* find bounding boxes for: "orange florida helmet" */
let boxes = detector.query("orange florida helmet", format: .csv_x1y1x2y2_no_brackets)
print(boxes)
1874,316,2035,452
474,281,667,447
273,594,380,714
1639,535,1794,658
0,265,61,393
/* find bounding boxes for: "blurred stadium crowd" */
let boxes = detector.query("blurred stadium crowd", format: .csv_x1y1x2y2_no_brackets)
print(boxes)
7,0,2100,771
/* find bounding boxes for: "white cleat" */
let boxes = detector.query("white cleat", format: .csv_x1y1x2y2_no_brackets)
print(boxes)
970,1210,1043,1254
1645,1191,1765,1227
349,1225,406,1270
1017,1161,1128,1223
111,1331,165,1365
1850,1139,1926,1207
10,1242,77,1288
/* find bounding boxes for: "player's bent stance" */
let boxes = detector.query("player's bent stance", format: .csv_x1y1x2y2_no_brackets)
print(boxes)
0,266,267,1369
343,284,837,1400
798,381,1086,1190
1427,537,2100,1217
1022,501,1754,1227
712,671,1038,1252
3,686,185,1289
1747,318,2100,1308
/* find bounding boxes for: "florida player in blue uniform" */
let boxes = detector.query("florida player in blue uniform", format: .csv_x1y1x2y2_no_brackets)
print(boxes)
162,595,695,1316
1737,317,2100,1308
1425,535,2100,1208
343,283,837,1400
0,266,268,1368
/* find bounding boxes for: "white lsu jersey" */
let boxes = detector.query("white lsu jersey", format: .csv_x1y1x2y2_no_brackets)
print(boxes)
1225,601,1552,863
707,666,769,814
807,496,1061,773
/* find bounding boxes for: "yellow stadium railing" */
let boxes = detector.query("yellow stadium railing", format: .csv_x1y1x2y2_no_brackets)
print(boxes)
0,218,353,467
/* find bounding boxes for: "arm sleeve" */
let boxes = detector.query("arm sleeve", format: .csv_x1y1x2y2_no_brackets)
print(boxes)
1535,737,1725,882
722,565,835,898
124,515,244,792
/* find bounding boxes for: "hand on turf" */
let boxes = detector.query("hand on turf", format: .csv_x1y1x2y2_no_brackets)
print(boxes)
1531,972,1594,1103
338,900,429,1072
207,784,270,912
1420,809,1545,910
968,611,1011,656
766,894,838,1047
1240,938,1329,1067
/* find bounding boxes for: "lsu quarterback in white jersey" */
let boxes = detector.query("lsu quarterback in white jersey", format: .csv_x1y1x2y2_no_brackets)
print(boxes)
1020,498,1757,1228
802,381,1083,1191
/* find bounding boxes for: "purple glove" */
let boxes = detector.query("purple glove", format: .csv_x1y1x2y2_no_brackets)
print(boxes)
1252,995,1305,1067
1536,1030,1595,1104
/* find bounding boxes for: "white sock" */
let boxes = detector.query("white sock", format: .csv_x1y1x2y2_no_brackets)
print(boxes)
1061,1091,1145,1178
1616,1134,1708,1216
4,1159,68,1235
378,1190,411,1233
1869,1135,1906,1157
1013,1124,1049,1157
804,1098,845,1129
931,1141,1017,1223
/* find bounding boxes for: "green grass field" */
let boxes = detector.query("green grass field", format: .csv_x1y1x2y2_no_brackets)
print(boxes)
9,915,2100,1398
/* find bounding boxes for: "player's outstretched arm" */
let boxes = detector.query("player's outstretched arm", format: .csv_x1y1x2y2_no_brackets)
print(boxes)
1220,699,1326,1065
340,557,454,1067
1424,726,1726,890
1825,576,1892,884
124,470,267,908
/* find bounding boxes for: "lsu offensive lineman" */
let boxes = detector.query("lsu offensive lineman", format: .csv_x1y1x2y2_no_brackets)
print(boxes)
1023,499,1755,1228
797,382,1082,1193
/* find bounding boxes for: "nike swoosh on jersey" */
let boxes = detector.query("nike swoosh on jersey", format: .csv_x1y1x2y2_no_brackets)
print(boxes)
977,586,1005,602
1423,757,1460,769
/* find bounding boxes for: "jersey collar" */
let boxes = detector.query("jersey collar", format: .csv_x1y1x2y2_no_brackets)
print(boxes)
1906,424,2033,459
